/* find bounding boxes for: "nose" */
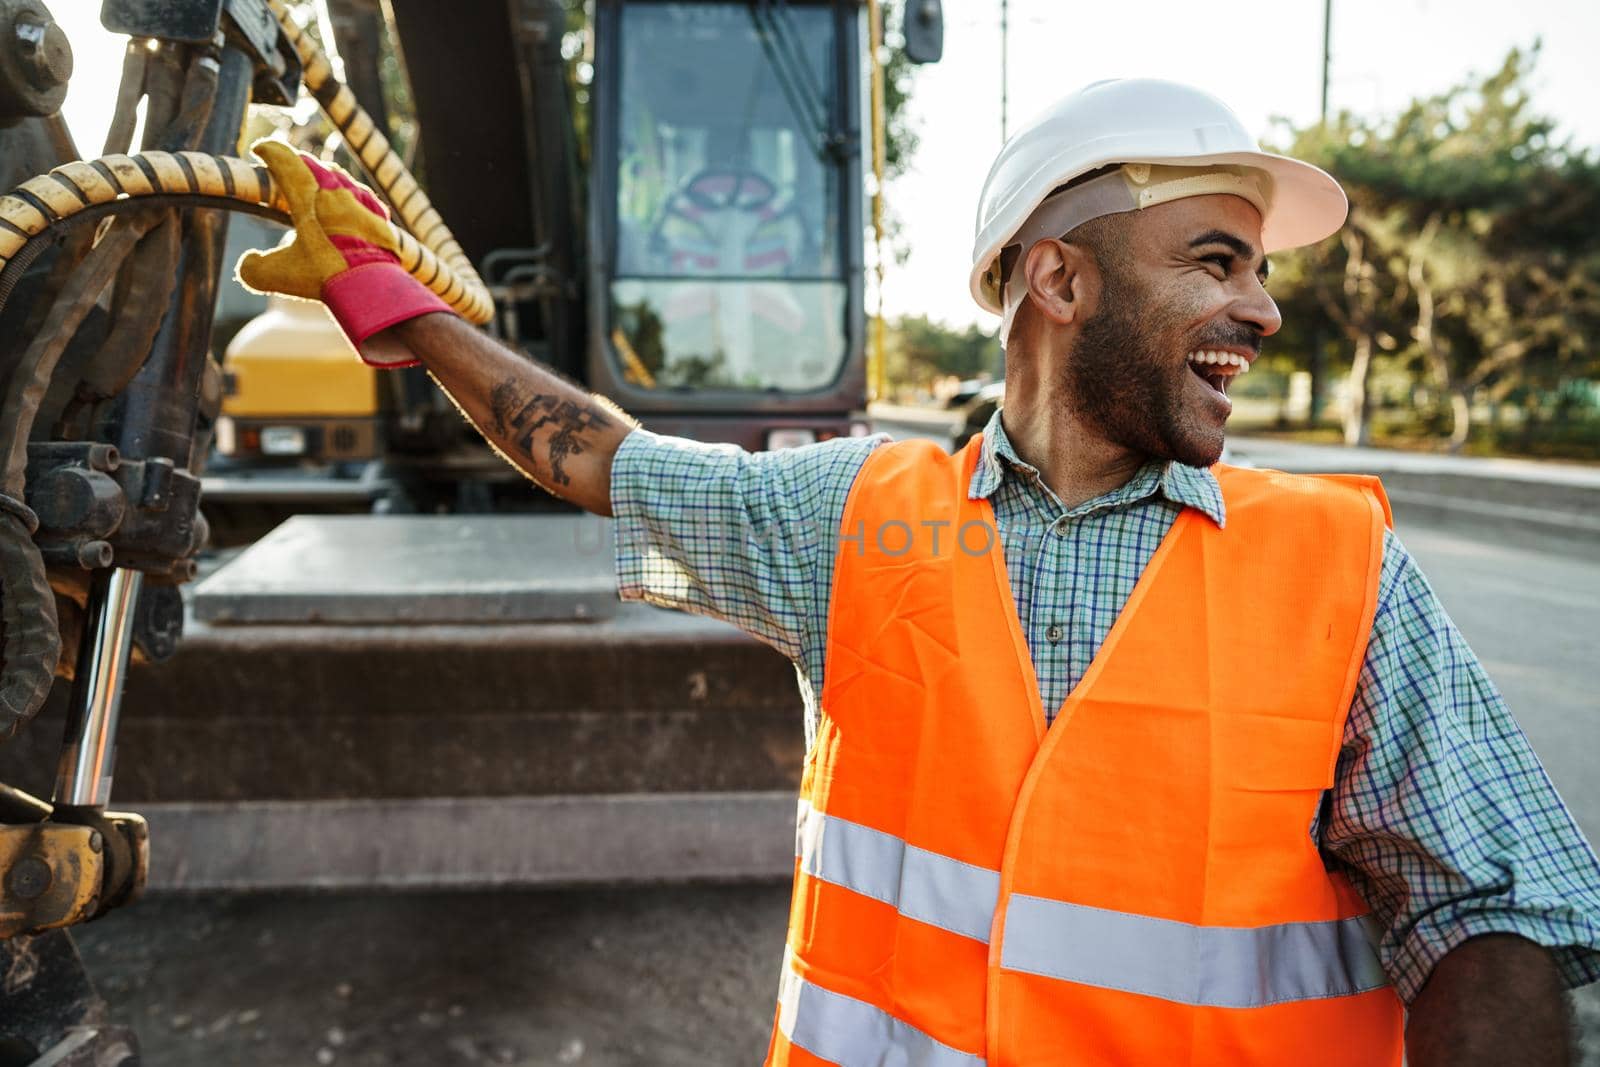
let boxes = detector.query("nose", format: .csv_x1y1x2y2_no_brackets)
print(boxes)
1234,276,1281,338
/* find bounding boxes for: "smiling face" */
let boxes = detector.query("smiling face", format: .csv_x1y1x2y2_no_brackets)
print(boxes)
1053,194,1281,468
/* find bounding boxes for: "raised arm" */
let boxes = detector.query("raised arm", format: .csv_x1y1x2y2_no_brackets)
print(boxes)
389,312,631,516
234,142,632,516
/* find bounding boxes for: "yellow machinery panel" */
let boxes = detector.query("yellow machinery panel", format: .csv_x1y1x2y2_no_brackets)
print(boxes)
223,296,379,418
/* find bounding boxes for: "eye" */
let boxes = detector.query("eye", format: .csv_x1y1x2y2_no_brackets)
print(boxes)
1201,253,1232,277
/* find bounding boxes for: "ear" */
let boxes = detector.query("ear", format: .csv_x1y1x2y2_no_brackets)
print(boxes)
1024,238,1099,327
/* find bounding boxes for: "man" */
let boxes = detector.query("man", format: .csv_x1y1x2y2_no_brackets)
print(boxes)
241,78,1600,1065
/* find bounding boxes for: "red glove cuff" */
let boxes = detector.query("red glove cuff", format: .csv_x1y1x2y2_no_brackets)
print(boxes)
321,261,454,368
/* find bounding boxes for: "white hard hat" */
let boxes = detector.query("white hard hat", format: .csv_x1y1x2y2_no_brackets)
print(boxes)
970,78,1348,318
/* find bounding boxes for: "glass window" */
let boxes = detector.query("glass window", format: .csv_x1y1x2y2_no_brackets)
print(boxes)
610,2,849,393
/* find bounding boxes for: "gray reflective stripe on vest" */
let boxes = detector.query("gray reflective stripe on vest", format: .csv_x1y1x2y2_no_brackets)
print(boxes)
778,958,988,1067
795,800,1000,943
1000,895,1392,1009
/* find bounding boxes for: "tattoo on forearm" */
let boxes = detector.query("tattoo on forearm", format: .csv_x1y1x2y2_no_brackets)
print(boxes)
488,381,615,486
488,381,521,436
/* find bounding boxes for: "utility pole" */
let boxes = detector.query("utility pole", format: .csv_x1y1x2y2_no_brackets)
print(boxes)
1000,0,1008,141
1309,0,1332,426
1320,0,1333,123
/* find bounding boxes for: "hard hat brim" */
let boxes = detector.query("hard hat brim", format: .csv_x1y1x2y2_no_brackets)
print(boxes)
969,150,1348,316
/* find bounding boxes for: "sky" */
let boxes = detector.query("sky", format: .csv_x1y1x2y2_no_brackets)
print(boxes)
889,0,1600,329
51,0,1600,333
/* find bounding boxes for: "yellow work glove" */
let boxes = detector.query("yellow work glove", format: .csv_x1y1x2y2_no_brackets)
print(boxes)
236,140,451,366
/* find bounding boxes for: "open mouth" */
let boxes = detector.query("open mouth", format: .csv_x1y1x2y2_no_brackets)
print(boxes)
1185,349,1252,398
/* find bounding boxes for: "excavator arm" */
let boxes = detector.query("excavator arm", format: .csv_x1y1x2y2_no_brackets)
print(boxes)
0,2,490,1060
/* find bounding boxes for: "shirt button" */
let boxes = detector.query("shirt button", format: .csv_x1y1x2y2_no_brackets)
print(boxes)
1045,624,1064,644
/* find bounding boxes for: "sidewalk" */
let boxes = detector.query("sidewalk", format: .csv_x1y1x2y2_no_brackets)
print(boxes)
1227,437,1600,551
1227,436,1600,488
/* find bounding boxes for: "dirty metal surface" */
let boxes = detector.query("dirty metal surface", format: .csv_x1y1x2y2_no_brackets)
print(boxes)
192,514,619,624
0,603,806,807
0,930,124,1060
138,791,797,890
0,821,102,937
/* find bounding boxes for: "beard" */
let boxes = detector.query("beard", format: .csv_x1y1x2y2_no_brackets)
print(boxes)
1062,265,1227,469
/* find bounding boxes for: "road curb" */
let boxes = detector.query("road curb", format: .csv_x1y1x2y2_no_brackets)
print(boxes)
1226,439,1600,557
1381,487,1600,557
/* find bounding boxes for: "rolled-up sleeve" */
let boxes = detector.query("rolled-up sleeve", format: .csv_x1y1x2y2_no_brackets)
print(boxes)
608,428,883,661
1325,529,1600,1004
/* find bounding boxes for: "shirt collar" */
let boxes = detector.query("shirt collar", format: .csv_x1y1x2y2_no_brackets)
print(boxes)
967,408,1227,528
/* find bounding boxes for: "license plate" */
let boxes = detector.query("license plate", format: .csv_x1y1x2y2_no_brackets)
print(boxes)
260,426,307,456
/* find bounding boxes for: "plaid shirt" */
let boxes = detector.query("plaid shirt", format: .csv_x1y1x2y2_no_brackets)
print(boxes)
611,409,1600,1004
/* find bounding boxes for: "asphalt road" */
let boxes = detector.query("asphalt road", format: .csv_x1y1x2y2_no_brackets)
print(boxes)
71,513,1600,1065
1397,519,1600,844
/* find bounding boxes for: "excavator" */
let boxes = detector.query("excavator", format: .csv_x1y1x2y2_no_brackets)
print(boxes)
0,0,942,1062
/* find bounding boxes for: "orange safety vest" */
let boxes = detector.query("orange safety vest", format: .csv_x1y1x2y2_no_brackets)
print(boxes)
766,435,1405,1067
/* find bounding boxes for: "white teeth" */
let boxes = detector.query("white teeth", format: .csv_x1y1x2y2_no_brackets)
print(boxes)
1185,350,1251,371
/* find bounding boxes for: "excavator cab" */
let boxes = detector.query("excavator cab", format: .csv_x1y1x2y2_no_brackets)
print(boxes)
596,1,858,413
591,1,870,448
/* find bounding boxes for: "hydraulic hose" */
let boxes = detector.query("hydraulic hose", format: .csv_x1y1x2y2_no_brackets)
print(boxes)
0,151,491,324
0,211,157,740
0,6,493,738
264,0,487,321
1,0,493,323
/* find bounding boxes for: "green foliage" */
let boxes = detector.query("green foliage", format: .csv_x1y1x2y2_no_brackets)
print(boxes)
885,315,999,393
874,3,925,269
1267,46,1600,454
559,0,592,177
375,10,418,166
255,3,417,176
880,4,921,181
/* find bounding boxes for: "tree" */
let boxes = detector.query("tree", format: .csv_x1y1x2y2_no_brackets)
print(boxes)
885,315,999,395
880,5,921,182
1269,47,1600,449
